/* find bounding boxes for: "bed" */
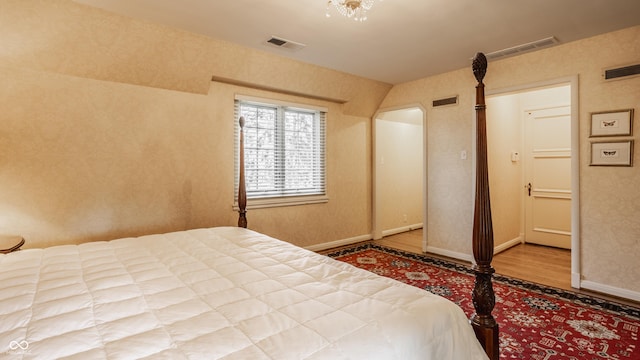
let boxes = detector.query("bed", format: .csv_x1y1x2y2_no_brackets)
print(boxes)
1,54,497,359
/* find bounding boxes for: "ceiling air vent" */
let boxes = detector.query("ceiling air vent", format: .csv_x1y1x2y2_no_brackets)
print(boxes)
433,95,458,108
266,36,306,51
603,63,640,81
485,36,559,61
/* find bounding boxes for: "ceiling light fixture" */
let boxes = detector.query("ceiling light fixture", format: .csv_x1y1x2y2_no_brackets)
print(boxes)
326,0,382,22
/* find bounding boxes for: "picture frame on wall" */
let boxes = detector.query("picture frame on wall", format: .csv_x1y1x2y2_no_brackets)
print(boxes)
590,140,634,166
589,109,634,137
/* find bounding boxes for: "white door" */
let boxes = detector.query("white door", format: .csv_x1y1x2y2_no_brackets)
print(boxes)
524,106,571,249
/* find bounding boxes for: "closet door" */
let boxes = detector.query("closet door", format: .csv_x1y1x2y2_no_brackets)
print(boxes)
524,106,571,249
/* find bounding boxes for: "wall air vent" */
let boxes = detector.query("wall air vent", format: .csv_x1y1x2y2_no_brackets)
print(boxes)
432,95,458,108
265,36,306,51
485,36,559,61
603,63,640,81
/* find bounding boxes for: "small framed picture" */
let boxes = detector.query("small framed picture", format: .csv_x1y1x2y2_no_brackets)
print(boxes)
590,140,634,166
590,109,633,137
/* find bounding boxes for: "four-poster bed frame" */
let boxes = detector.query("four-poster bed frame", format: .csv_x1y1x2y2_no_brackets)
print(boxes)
236,53,499,359
0,54,496,360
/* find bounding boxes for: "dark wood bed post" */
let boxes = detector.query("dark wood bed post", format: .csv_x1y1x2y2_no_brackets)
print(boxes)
237,116,248,228
470,52,499,360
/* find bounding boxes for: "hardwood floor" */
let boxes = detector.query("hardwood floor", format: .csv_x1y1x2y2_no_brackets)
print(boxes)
377,228,572,288
492,241,571,290
376,229,640,307
376,229,424,254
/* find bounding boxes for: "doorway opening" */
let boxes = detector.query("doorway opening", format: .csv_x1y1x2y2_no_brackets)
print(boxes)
372,106,427,252
486,76,580,289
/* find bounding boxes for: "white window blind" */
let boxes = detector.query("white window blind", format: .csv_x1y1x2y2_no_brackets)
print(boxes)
234,97,326,204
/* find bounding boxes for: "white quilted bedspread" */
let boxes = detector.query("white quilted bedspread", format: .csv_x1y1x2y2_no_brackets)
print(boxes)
1,227,487,359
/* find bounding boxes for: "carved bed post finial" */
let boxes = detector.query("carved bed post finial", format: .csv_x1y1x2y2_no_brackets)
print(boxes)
470,52,499,360
238,116,247,228
472,52,487,84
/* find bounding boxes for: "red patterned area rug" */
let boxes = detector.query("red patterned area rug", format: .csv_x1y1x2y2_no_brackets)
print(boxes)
328,243,640,360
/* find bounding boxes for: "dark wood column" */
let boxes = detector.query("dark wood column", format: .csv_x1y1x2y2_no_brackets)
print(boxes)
238,116,247,228
470,52,499,360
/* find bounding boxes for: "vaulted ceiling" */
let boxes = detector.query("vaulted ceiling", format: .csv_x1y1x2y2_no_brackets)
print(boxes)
74,0,640,84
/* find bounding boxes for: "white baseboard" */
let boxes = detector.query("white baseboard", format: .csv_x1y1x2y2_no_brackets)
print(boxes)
381,223,423,237
305,225,421,253
493,234,524,255
571,272,581,289
580,280,640,302
305,234,372,252
425,246,472,263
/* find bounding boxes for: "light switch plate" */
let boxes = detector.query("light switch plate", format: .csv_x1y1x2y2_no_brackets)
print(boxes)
511,151,520,162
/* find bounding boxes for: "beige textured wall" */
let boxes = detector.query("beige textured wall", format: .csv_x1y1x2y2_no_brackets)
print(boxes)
381,26,640,293
0,0,391,248
0,67,233,247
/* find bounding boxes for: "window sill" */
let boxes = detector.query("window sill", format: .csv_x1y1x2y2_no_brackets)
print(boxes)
233,195,329,210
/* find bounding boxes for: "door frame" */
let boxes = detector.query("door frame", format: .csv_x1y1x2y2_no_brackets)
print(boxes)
372,104,427,251
485,75,580,289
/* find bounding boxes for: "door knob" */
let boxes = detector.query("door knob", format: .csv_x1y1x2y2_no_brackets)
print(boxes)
527,183,532,196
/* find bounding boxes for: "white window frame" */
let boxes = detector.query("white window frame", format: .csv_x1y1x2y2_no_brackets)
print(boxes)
234,95,328,209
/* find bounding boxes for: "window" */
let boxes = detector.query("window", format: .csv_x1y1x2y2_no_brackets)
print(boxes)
234,96,327,208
